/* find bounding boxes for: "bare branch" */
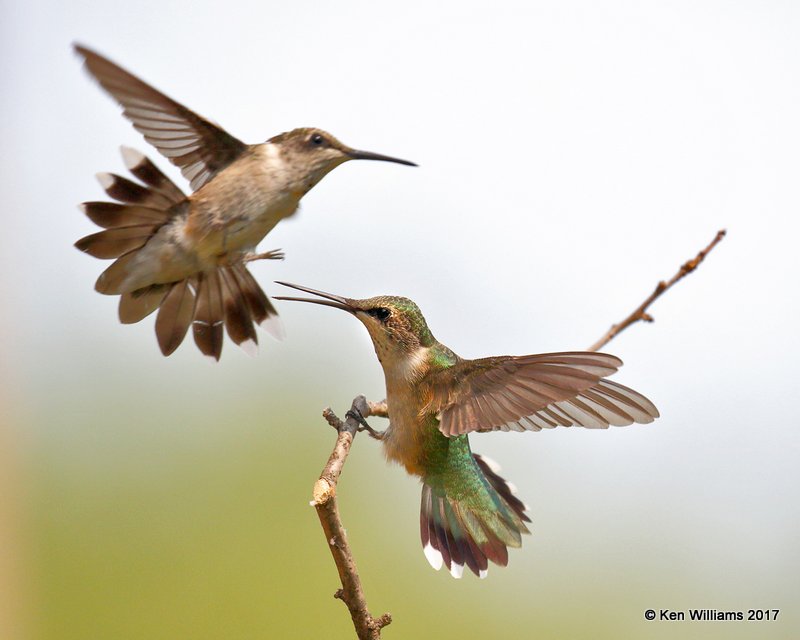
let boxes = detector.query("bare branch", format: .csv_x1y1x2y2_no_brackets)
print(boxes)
312,396,392,640
588,229,726,352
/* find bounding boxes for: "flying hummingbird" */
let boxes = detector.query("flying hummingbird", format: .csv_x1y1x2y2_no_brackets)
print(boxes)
275,282,660,578
73,45,416,359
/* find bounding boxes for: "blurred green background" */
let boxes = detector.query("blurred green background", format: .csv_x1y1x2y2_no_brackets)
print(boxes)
2,1,799,638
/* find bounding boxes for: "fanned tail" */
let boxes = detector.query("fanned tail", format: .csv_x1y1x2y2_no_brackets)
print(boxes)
76,147,281,358
197,263,281,360
75,147,179,265
420,453,531,579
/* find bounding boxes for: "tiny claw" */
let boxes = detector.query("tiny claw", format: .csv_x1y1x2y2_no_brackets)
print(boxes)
345,408,385,440
361,425,386,441
345,407,370,428
244,249,285,263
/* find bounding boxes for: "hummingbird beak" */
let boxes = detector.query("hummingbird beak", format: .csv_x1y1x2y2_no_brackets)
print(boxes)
273,281,355,312
346,148,417,167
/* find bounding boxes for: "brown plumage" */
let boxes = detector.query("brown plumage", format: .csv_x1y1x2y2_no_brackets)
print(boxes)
192,272,225,360
119,285,169,324
155,279,196,356
75,147,280,358
74,45,414,357
75,223,160,259
421,352,659,436
75,44,247,192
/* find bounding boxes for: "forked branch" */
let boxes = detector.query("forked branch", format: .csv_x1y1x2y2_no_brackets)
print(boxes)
312,396,391,640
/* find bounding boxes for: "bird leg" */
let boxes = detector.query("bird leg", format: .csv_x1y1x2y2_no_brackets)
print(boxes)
345,408,385,441
244,249,285,262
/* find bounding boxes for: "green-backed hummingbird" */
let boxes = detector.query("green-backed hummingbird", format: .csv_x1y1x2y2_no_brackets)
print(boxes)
73,45,416,359
275,282,659,578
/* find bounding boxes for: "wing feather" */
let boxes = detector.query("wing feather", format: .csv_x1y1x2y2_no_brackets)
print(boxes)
425,352,659,436
75,45,247,191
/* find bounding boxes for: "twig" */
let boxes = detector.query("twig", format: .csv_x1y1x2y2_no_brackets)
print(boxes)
366,399,389,418
312,396,392,640
587,229,726,352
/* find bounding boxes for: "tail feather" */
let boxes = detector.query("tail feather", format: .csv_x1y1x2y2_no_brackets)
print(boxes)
192,271,225,361
232,265,283,339
77,147,282,358
80,202,168,228
77,148,181,291
75,224,160,259
155,279,196,356
421,453,530,579
95,250,139,295
458,513,490,577
121,146,185,203
475,454,531,527
119,285,169,324
220,267,259,355
96,171,175,209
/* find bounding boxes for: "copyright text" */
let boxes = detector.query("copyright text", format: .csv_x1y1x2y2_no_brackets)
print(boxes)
643,609,779,622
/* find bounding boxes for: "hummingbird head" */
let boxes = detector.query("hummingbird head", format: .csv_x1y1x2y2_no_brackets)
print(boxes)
274,282,435,366
268,128,416,190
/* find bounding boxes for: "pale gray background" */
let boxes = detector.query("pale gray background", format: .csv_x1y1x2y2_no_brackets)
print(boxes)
1,1,798,639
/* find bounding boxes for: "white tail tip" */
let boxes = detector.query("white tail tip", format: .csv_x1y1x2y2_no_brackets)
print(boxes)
259,314,286,341
479,455,502,474
120,146,145,169
95,172,114,189
423,543,443,571
240,339,259,358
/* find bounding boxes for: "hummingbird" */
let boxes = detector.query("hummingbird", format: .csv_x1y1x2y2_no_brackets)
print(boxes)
73,45,416,359
274,282,659,578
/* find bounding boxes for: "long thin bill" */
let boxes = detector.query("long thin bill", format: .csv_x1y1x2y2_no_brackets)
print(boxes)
273,281,353,312
347,149,417,166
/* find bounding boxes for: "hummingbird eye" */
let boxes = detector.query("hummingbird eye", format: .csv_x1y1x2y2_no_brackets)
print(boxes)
368,307,391,322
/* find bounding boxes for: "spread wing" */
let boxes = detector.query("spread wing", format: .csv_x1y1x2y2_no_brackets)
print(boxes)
422,352,659,437
75,44,248,191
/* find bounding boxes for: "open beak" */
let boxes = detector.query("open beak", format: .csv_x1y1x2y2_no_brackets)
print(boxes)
346,148,417,166
274,281,355,312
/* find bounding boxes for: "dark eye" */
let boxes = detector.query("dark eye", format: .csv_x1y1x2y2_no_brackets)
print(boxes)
368,307,391,322
310,133,324,146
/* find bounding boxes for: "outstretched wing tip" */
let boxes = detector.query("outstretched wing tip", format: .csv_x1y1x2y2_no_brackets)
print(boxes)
73,42,91,57
429,352,658,436
74,45,247,191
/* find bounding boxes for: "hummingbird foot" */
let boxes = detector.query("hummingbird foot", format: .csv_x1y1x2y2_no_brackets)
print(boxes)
345,408,385,440
244,249,285,263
